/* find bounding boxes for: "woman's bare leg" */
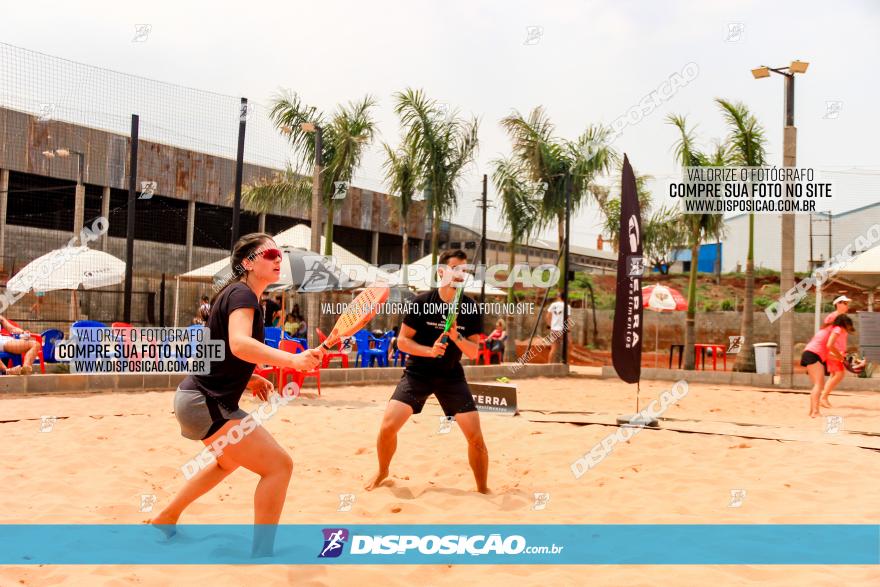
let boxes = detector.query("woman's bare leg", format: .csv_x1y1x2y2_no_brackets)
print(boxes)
806,363,825,417
216,421,293,556
149,448,240,528
821,371,844,407
3,339,39,371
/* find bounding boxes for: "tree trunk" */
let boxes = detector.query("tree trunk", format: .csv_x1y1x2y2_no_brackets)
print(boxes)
557,211,566,291
507,241,517,303
733,213,756,372
683,238,700,370
401,221,409,287
323,199,334,256
430,214,441,267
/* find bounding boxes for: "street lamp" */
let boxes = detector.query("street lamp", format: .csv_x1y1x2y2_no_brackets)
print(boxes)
300,122,323,349
753,59,808,387
42,147,85,235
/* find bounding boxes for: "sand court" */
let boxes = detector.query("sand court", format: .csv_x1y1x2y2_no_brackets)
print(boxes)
1,376,878,585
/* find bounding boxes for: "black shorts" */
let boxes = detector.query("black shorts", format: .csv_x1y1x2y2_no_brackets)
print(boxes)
801,350,829,376
391,373,476,417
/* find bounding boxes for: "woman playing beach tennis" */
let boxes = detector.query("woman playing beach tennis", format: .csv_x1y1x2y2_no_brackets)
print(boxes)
149,233,322,554
800,314,855,418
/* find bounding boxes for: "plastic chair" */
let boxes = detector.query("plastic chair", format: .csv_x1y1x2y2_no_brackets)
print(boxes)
487,334,505,364
72,320,108,329
0,332,46,374
40,329,65,363
0,318,46,373
281,332,307,351
316,327,349,368
110,322,137,371
264,327,283,349
475,334,492,365
352,330,373,367
360,331,392,368
278,339,320,395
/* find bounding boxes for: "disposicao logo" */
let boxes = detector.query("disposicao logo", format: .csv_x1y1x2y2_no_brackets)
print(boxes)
318,528,349,558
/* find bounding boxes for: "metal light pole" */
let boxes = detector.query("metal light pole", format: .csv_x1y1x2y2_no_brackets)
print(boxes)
752,60,808,387
561,172,572,364
303,123,323,349
231,97,248,250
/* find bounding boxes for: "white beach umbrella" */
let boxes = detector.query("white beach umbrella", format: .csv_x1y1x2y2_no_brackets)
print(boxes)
7,247,125,293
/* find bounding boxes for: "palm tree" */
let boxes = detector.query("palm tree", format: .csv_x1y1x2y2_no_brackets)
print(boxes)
595,170,683,273
667,114,727,370
394,88,479,266
500,107,617,289
243,91,377,255
716,99,767,373
491,155,541,302
382,140,421,284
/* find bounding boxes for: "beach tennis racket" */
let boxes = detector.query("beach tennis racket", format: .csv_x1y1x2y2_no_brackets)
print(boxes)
317,284,390,353
438,239,485,344
439,285,464,344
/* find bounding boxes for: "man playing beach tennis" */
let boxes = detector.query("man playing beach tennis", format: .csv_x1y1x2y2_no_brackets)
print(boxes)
365,249,489,494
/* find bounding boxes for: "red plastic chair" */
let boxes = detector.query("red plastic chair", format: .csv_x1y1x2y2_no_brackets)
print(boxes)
316,327,349,369
475,334,492,365
1,319,46,374
278,339,320,395
111,322,138,370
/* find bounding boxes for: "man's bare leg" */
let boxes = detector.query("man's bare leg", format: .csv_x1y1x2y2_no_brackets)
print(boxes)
365,400,412,491
454,410,489,494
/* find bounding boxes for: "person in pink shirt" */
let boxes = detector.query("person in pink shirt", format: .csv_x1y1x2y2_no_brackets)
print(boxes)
800,314,855,417
821,313,856,408
823,295,851,326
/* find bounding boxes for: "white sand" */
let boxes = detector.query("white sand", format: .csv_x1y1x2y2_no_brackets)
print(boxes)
1,376,878,586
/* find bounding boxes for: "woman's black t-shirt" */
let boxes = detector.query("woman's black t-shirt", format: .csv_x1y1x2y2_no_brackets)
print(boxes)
180,282,264,411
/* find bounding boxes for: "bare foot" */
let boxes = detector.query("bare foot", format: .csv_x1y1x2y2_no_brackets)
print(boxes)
365,470,390,491
5,366,22,375
820,398,832,408
809,410,821,418
146,509,179,538
476,486,492,495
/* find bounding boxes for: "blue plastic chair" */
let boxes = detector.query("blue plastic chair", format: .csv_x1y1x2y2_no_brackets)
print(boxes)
66,320,110,370
264,326,283,349
40,329,65,363
71,320,108,329
359,331,393,368
353,330,373,367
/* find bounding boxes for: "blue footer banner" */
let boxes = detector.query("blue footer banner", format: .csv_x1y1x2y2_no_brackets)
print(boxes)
0,525,877,565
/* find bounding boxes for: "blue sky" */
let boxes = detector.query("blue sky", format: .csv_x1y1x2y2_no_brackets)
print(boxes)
2,0,878,247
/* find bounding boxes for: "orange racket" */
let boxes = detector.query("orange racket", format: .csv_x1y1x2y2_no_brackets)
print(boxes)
318,284,390,353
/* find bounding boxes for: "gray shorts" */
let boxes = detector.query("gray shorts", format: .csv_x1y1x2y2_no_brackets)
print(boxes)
173,387,249,441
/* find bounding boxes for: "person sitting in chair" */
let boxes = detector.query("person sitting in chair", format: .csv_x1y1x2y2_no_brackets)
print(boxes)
0,315,40,375
487,319,507,362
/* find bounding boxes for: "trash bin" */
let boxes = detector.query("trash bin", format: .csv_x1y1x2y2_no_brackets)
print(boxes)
754,342,778,375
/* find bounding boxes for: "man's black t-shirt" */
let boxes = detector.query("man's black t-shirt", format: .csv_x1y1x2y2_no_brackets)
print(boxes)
403,288,482,381
181,282,265,410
